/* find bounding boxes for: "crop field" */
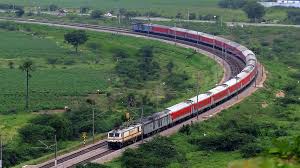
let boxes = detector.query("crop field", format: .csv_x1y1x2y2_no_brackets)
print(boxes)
0,0,248,22
107,22,300,168
0,22,221,143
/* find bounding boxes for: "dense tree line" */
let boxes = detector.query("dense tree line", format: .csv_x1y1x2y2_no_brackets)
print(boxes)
288,11,300,24
218,0,266,21
218,0,247,9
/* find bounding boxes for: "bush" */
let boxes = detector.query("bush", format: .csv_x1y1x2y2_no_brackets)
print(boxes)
218,118,261,137
19,124,55,143
165,72,190,91
192,132,255,151
49,4,59,11
0,22,19,31
76,163,109,168
240,143,263,158
121,136,178,168
15,8,25,17
64,59,76,65
32,115,73,140
47,58,59,65
91,10,103,19
86,42,102,51
179,124,191,135
112,48,128,61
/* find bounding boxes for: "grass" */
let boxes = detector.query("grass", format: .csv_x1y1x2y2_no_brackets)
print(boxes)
0,21,222,166
1,0,298,23
107,22,300,168
0,0,249,22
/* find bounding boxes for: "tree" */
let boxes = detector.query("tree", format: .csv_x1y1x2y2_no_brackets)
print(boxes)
19,124,55,143
19,60,34,110
49,4,58,11
91,10,103,19
15,8,24,17
243,1,265,22
8,61,14,69
189,13,196,20
80,6,90,14
64,30,88,53
218,0,246,9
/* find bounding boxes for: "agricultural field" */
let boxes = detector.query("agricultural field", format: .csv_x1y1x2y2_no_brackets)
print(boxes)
0,21,222,167
0,0,243,22
1,0,299,23
106,22,300,168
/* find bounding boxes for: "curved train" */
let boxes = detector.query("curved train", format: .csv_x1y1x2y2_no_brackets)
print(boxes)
107,24,258,149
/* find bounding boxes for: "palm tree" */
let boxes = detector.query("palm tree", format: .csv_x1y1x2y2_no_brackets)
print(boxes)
19,60,34,110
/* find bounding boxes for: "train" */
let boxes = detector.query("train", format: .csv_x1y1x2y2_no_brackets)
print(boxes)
107,23,258,149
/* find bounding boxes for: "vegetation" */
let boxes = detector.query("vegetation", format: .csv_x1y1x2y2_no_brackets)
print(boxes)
90,10,104,19
218,0,246,9
106,21,300,168
0,0,299,24
0,21,221,167
19,60,34,110
288,11,300,24
64,30,88,53
243,1,266,22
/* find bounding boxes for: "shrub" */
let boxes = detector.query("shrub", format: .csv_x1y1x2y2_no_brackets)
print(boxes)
192,132,255,151
64,59,76,65
86,42,102,51
91,10,103,19
19,124,55,143
47,58,59,65
121,136,178,168
240,143,263,158
76,163,109,168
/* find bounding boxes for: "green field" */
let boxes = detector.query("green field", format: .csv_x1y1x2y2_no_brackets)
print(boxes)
0,0,220,9
106,22,300,168
0,0,249,22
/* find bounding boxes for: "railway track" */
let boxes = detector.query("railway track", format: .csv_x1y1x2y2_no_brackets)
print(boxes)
0,18,248,167
39,141,109,168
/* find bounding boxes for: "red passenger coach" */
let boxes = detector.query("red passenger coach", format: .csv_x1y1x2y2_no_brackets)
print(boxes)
210,85,229,103
200,34,214,45
167,102,193,122
152,25,169,35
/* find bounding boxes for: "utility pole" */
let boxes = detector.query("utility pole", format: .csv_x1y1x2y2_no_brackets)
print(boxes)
118,8,121,24
156,85,159,112
0,135,2,168
196,73,200,120
141,105,144,143
187,9,190,28
174,23,177,45
54,135,57,167
92,108,95,143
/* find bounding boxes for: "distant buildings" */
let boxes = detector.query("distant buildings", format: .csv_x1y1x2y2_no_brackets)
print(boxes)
259,0,300,8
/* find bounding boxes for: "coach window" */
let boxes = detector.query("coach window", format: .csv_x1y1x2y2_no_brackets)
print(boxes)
115,133,120,137
109,133,114,137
